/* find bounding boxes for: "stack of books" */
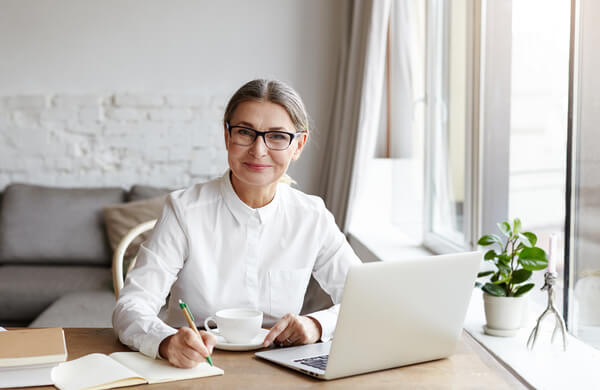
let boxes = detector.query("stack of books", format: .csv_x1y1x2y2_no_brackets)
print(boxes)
1,327,224,389
0,327,68,388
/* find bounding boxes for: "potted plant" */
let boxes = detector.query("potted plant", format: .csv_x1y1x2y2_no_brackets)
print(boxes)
476,218,548,336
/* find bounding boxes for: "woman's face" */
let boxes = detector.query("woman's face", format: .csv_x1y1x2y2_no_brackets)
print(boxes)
225,100,307,193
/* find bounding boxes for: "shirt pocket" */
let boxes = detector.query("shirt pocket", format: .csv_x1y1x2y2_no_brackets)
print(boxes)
268,268,312,318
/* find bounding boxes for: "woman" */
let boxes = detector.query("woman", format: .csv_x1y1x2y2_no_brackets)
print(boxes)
113,79,361,368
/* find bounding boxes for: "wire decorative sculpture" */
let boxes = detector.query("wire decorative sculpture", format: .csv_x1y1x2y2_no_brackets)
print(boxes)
526,271,567,351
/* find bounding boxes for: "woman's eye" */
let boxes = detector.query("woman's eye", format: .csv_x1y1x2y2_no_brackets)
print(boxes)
237,128,254,136
267,132,289,141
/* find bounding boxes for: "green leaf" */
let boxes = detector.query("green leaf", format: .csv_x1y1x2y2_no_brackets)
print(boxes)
492,272,510,285
477,270,494,278
478,234,503,247
497,222,511,237
522,232,537,247
511,268,533,284
496,263,511,280
484,249,497,260
518,233,532,247
496,263,511,275
513,218,522,235
483,283,507,296
514,283,535,297
519,247,548,271
475,281,482,288
497,254,511,265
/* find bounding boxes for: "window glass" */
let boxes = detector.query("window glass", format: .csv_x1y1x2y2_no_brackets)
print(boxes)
424,0,469,251
508,0,570,312
570,0,600,350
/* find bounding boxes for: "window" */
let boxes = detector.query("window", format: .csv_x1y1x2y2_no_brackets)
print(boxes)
349,0,599,353
568,0,600,350
349,0,426,251
508,0,570,311
423,0,475,253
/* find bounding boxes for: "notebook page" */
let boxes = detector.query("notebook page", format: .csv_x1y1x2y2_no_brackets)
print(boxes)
109,352,224,384
52,353,145,390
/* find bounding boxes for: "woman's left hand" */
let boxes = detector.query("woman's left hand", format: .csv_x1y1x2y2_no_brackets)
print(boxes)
263,314,322,347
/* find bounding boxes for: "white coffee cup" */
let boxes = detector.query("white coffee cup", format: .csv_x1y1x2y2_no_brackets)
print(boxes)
203,308,263,344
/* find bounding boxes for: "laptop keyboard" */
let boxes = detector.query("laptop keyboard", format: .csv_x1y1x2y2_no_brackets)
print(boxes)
294,355,329,370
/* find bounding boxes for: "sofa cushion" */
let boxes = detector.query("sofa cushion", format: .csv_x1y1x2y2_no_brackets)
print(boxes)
128,185,172,202
0,183,126,265
0,265,112,322
103,195,166,258
29,290,116,328
29,290,168,328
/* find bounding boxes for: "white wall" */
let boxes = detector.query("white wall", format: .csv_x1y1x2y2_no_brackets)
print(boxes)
0,0,343,194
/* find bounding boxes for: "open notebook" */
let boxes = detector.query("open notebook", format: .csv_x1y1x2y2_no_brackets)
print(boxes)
51,352,223,390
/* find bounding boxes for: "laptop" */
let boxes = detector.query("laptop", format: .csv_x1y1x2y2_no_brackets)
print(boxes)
255,251,481,380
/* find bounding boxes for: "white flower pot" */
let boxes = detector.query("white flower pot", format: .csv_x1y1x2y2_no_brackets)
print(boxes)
483,293,527,336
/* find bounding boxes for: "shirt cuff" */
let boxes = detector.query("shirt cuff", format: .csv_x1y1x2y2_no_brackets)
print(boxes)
306,306,339,342
138,322,178,359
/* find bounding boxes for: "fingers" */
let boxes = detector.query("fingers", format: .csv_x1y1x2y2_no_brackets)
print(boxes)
183,328,211,357
263,314,292,347
263,314,313,347
201,330,217,354
163,327,211,368
263,314,323,348
275,324,297,345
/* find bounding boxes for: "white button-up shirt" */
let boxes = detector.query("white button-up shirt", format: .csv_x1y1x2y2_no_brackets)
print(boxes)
113,172,362,358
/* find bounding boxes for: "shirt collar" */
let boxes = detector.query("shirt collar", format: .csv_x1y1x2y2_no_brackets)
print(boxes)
219,170,281,225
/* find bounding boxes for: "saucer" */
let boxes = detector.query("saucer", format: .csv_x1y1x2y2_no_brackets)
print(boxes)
212,328,269,351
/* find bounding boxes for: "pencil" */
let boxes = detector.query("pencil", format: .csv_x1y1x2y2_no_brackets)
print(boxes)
178,299,214,367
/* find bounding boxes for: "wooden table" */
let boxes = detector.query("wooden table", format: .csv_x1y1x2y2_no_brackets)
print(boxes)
20,328,527,389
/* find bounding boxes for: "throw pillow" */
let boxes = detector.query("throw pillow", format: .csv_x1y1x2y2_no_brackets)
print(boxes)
103,195,167,259
128,185,173,202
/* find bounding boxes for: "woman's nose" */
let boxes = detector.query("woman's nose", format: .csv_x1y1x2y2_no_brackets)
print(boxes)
249,135,268,156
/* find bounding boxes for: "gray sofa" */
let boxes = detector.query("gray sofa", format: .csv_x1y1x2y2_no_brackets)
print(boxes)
0,183,331,328
0,183,171,328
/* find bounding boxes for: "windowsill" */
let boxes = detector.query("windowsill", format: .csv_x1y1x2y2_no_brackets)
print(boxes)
350,232,600,388
464,290,600,389
347,224,432,262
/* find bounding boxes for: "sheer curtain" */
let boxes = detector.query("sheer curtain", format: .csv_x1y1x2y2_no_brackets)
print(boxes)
320,0,391,232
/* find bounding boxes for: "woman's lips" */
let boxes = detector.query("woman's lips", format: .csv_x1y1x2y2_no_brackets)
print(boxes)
244,162,271,171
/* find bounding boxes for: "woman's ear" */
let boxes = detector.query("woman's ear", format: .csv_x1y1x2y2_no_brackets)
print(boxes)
291,132,309,161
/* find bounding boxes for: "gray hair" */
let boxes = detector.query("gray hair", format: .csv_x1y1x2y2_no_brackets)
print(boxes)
223,79,310,135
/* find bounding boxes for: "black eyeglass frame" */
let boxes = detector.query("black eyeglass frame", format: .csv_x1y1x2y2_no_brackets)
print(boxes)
226,122,306,151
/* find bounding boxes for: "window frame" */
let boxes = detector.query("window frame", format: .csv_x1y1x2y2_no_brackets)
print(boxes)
423,0,498,254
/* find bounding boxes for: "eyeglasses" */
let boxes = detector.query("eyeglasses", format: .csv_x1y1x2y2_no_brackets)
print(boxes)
226,123,305,151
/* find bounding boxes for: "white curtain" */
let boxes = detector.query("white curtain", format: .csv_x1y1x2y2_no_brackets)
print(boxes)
320,0,391,232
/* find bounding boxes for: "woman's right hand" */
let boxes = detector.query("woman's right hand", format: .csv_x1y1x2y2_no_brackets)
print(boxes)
158,327,216,368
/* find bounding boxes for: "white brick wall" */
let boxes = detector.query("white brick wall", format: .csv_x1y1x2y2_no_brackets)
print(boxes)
113,94,164,108
3,95,48,110
0,93,229,190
